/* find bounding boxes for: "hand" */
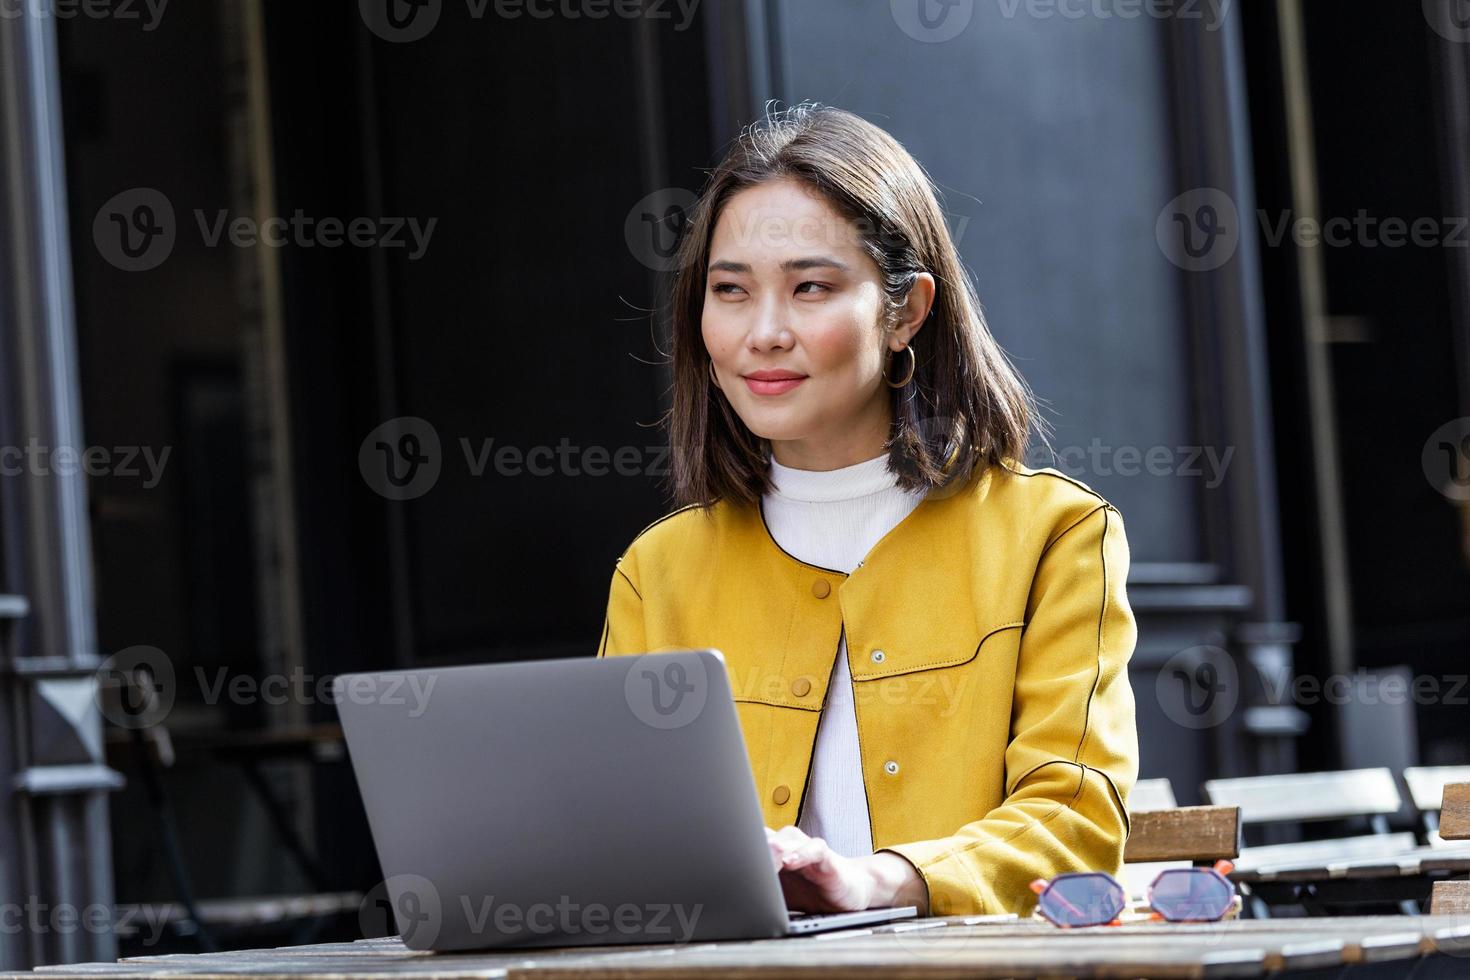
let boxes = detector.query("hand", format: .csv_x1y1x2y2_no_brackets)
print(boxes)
765,826,929,915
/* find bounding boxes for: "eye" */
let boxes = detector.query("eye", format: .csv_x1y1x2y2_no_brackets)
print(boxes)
796,281,831,296
711,282,744,295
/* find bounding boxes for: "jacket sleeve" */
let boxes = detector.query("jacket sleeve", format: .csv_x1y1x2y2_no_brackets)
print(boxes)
596,554,645,659
881,502,1140,916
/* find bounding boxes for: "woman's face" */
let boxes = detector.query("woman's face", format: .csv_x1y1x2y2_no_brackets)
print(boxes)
702,178,932,471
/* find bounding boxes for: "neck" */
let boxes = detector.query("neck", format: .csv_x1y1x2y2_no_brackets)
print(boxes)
768,404,892,471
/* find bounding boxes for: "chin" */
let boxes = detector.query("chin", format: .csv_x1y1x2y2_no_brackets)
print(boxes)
735,414,805,444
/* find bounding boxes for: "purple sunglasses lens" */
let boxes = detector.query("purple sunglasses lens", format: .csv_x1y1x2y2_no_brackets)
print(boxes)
1039,873,1127,927
1150,869,1234,921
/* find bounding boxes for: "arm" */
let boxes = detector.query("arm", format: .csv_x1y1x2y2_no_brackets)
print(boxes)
879,502,1140,916
596,555,644,658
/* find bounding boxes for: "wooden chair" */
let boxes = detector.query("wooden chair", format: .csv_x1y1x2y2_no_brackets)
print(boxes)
1430,782,1470,916
1203,767,1403,833
1128,777,1179,811
1404,765,1470,842
1203,768,1415,916
1122,779,1242,914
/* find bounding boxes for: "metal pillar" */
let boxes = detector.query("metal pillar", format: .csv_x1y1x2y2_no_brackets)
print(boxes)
0,9,123,970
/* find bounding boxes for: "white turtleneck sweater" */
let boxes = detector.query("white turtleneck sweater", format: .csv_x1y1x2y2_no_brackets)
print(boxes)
761,451,929,858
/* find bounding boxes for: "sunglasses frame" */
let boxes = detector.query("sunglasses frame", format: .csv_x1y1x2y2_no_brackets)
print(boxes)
1028,859,1237,927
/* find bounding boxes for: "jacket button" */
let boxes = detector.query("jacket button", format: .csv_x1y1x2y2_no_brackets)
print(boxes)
811,579,830,599
791,677,812,697
871,649,886,664
884,760,900,776
772,785,791,805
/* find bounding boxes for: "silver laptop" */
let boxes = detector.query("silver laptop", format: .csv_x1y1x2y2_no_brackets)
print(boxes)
333,649,917,951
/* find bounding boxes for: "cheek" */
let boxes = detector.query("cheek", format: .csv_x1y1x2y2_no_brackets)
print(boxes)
802,312,880,376
701,303,736,360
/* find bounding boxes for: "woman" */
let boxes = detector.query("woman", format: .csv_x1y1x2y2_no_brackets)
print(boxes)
598,103,1138,919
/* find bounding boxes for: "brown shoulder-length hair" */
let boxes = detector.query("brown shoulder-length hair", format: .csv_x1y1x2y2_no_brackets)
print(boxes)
661,102,1045,509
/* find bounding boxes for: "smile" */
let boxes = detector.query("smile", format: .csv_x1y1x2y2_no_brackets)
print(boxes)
742,376,807,396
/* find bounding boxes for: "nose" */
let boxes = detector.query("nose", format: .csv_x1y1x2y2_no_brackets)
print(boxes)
747,298,793,352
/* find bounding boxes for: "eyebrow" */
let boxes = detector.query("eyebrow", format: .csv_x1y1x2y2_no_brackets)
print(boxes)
708,256,850,275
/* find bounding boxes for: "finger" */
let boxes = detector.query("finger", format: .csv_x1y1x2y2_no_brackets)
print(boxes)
781,837,836,874
768,825,809,861
772,825,809,846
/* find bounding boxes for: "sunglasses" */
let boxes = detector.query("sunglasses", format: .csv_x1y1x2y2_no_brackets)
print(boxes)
1028,859,1237,927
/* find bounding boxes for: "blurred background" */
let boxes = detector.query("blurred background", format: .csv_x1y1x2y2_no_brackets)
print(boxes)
2,0,1469,968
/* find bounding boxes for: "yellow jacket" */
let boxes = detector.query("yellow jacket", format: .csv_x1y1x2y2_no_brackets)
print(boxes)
597,457,1139,916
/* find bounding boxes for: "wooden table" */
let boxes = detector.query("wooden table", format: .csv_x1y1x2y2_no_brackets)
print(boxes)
25,914,1470,978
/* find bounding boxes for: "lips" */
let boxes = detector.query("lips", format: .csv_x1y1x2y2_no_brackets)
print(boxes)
742,371,807,396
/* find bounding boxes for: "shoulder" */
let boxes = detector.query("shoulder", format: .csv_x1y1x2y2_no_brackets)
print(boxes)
612,499,728,581
970,456,1124,544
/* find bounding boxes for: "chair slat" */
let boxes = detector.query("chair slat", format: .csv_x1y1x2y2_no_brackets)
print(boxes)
1124,805,1240,863
1203,768,1401,823
1431,880,1470,915
1442,783,1470,841
1128,778,1178,811
1404,766,1470,812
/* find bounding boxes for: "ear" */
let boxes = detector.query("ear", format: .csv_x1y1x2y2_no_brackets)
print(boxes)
890,271,936,349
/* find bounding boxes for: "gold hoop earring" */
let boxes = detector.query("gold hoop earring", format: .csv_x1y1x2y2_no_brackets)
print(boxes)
884,344,916,388
708,360,722,390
